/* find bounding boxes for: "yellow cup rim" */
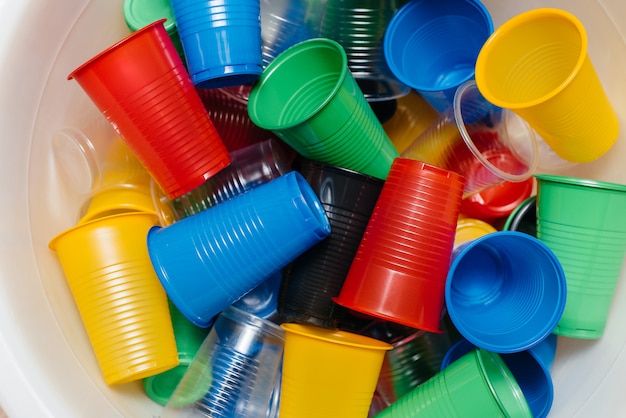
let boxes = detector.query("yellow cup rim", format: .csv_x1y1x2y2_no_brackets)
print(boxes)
281,323,392,351
475,8,588,109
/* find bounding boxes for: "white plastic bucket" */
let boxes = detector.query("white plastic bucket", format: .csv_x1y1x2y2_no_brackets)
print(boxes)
1,0,625,417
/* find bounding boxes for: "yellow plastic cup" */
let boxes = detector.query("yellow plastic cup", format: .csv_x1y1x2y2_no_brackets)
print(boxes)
279,323,392,418
475,8,619,163
383,91,439,155
454,217,497,248
49,212,179,385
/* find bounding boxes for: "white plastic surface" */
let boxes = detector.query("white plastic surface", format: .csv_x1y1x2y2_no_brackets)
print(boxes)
0,0,625,417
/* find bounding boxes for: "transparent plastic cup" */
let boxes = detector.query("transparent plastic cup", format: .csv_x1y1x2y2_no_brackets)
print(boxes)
401,80,539,198
475,8,619,163
163,306,285,418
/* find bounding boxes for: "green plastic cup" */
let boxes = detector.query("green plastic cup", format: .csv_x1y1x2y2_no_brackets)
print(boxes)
535,174,626,339
374,349,532,418
247,38,399,180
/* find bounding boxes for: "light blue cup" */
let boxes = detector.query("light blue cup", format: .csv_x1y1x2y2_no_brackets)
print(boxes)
170,0,264,88
445,231,567,354
441,334,558,418
148,171,331,327
383,0,494,112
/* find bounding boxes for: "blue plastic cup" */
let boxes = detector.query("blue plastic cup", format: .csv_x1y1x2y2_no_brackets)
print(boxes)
440,335,558,418
163,306,285,418
233,269,283,320
445,231,567,354
170,0,263,88
147,171,331,327
383,0,493,112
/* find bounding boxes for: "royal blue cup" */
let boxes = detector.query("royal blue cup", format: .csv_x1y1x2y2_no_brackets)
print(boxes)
148,171,331,327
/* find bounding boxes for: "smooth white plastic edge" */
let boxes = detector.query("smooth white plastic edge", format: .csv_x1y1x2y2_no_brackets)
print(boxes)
0,0,625,417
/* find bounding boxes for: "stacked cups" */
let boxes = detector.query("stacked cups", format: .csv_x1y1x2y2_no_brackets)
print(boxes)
247,37,399,180
535,174,626,338
334,158,465,333
170,0,264,89
147,171,331,327
68,19,231,200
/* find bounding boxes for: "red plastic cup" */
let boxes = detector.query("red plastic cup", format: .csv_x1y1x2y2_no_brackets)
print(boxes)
68,19,231,199
460,177,535,222
333,158,465,333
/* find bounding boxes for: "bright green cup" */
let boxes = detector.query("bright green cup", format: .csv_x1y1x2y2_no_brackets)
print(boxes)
536,174,626,339
374,349,532,418
247,38,398,180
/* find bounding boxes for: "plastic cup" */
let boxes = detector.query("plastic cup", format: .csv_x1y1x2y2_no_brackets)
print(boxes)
445,231,567,353
460,177,535,222
68,20,231,200
375,349,532,418
333,158,465,333
147,171,331,328
169,0,263,89
123,0,185,61
278,158,385,328
401,80,538,198
318,0,409,101
163,306,285,418
48,212,179,385
247,37,399,180
475,8,619,163
440,337,556,418
454,217,497,248
196,87,278,152
383,91,439,155
383,0,494,112
143,299,211,406
278,323,392,418
170,138,295,220
503,195,537,237
233,270,283,320
535,174,626,339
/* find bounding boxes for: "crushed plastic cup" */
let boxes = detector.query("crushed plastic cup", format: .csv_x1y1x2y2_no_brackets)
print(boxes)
383,0,494,112
169,0,263,89
278,323,392,418
247,37,399,180
278,158,384,328
475,8,619,163
48,212,179,385
68,19,231,199
401,80,538,198
445,231,567,353
334,158,465,333
163,306,285,418
375,349,532,418
147,171,331,328
535,174,626,338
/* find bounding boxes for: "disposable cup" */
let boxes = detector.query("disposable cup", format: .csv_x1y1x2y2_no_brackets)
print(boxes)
163,306,285,418
233,270,284,320
454,217,497,248
535,174,626,338
123,0,185,61
440,337,557,418
143,300,211,406
147,171,331,327
318,0,409,101
170,138,295,220
278,158,384,328
401,80,538,198
48,212,179,385
248,38,399,180
196,87,278,152
383,91,439,154
445,231,567,353
375,349,532,417
475,8,619,163
503,195,537,237
278,323,392,418
169,0,263,88
68,19,231,199
460,177,535,222
334,158,465,333
384,0,494,112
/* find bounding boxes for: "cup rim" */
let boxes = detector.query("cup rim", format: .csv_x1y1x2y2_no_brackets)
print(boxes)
281,323,392,351
535,173,626,193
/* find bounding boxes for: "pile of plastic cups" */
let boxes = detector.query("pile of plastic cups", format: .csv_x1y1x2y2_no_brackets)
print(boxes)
46,0,626,417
